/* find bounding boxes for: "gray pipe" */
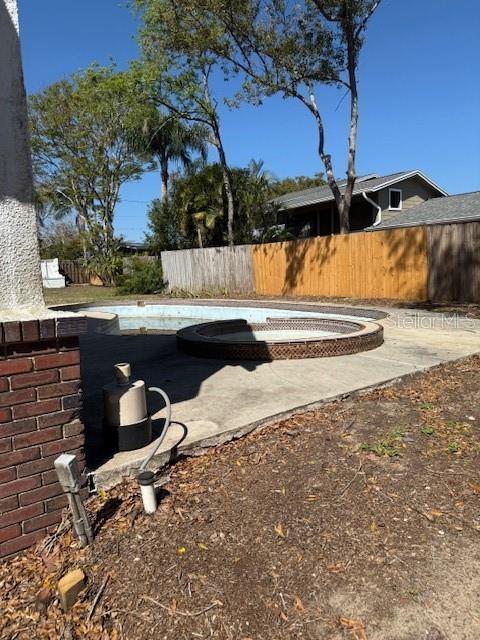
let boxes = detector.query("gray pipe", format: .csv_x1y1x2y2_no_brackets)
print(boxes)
139,386,172,472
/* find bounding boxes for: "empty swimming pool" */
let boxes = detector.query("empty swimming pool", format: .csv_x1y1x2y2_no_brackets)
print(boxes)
74,300,386,360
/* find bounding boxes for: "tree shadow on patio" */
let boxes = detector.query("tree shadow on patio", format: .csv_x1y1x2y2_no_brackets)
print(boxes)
79,330,260,469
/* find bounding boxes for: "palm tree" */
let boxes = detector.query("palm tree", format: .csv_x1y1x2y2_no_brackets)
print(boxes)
138,111,208,202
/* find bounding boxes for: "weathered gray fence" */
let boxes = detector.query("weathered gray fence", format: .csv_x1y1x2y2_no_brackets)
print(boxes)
427,221,480,303
161,245,254,293
59,260,90,284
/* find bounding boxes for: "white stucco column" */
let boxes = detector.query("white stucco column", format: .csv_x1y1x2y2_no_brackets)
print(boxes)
0,0,45,315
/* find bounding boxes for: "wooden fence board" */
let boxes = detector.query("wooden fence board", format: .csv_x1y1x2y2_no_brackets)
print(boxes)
161,245,254,293
59,260,90,285
427,222,480,303
159,222,478,303
252,227,429,301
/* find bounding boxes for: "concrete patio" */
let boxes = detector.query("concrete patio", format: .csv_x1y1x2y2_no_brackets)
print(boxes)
79,301,480,488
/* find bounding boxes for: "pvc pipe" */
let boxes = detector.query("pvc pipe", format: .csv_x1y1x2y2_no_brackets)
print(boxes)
137,386,172,515
138,470,157,514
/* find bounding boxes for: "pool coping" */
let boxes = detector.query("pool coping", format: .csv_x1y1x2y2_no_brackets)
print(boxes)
53,298,389,320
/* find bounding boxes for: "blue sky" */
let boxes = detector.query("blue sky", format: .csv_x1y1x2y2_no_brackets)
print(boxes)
19,0,480,242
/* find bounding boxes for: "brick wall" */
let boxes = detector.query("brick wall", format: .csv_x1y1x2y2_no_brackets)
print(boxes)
0,316,87,558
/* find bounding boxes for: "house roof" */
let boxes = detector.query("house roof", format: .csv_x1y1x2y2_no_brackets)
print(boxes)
120,240,148,251
366,191,480,231
273,170,448,211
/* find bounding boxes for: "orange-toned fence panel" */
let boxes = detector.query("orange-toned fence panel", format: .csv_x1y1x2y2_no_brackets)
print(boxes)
252,227,428,301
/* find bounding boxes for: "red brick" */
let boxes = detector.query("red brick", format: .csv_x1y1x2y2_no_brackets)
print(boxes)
0,495,19,514
0,358,32,376
60,365,81,381
34,351,80,371
6,340,57,359
3,322,21,343
23,509,63,533
11,369,58,390
0,407,11,423
38,380,81,399
0,467,16,483
41,468,59,485
0,475,41,499
1,503,43,528
0,377,8,392
19,482,63,506
0,437,12,454
17,454,57,478
39,319,55,340
45,493,69,512
0,524,21,543
42,435,84,457
0,418,37,438
12,398,60,420
21,321,40,342
1,529,46,557
0,446,40,469
14,426,62,450
62,394,81,410
63,421,83,438
0,388,36,408
38,409,78,429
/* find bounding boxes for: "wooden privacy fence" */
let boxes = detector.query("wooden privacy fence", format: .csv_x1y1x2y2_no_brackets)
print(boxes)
427,222,480,303
161,244,254,293
253,227,428,300
59,260,90,284
160,221,479,303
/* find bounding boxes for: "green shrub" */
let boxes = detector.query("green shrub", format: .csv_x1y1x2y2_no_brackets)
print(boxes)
116,257,165,295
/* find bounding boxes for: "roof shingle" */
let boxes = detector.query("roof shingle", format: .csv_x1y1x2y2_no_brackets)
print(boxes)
367,192,480,230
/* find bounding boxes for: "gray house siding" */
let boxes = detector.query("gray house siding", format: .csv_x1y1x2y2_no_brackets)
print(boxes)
377,177,440,224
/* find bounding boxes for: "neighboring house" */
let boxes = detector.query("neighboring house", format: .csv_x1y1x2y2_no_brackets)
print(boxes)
120,240,148,254
366,190,480,231
274,170,448,237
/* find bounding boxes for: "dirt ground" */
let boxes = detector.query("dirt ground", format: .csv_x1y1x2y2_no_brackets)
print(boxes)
1,355,480,640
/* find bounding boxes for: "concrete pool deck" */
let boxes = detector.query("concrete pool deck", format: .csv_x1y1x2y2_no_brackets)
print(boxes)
78,300,480,488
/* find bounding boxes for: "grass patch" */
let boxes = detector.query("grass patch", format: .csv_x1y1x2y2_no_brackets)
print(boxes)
360,428,406,457
420,425,435,436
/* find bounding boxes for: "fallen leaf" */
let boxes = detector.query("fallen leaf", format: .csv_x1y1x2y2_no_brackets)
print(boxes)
177,546,187,555
274,524,285,538
340,616,368,640
294,595,305,613
198,543,208,551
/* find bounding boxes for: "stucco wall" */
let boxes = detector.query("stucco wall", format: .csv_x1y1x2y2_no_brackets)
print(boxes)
0,0,44,313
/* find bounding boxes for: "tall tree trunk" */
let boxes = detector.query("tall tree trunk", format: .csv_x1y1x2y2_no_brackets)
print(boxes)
211,123,234,246
201,67,235,246
340,11,360,236
197,226,203,248
307,85,350,235
160,151,169,203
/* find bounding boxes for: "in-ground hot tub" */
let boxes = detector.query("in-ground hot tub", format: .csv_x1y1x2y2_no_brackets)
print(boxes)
177,316,383,361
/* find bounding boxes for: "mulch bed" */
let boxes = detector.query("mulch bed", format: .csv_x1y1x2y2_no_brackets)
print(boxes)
1,355,480,640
